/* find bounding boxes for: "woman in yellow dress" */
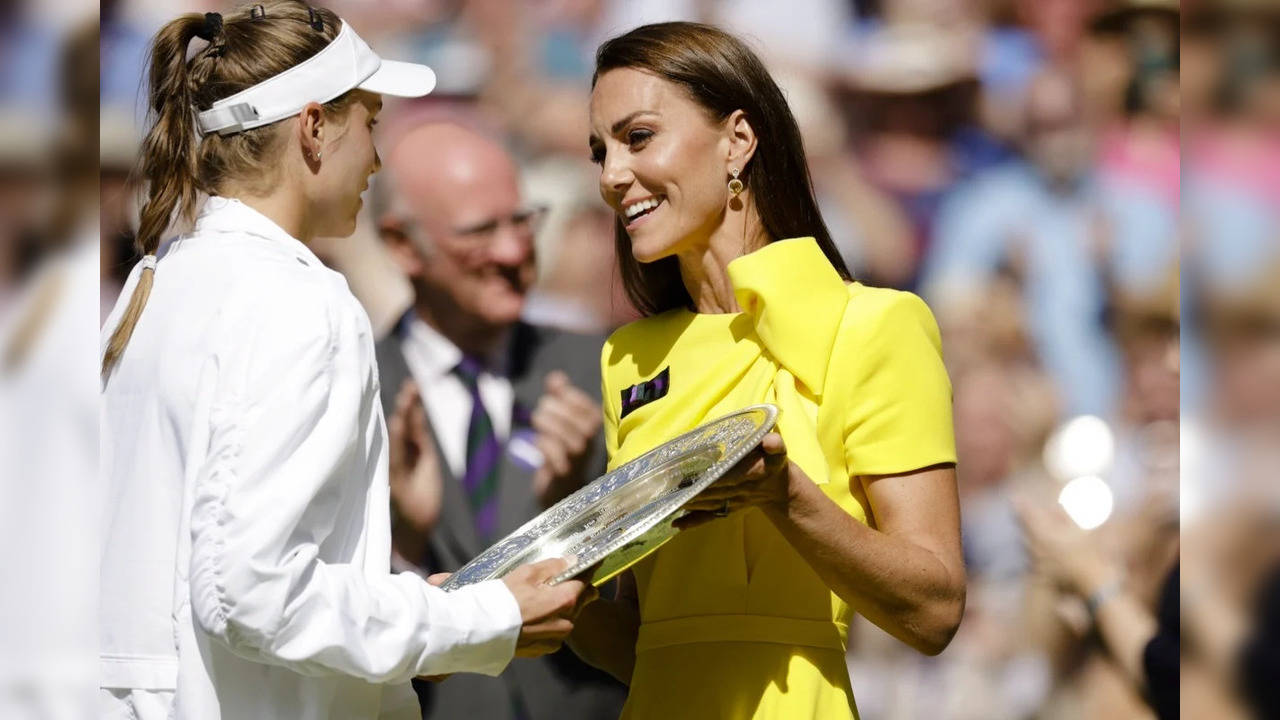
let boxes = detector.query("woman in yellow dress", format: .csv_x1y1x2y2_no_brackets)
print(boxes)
566,22,966,720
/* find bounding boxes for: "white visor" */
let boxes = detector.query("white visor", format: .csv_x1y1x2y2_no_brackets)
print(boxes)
196,19,435,136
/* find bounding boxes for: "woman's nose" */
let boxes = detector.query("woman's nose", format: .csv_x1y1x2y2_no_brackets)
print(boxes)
599,153,632,196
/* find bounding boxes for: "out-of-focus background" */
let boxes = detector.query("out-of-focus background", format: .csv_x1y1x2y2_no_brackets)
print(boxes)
2,0,1278,718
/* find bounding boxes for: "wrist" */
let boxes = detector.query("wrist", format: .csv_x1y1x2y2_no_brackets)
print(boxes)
1084,574,1125,623
1074,561,1122,599
765,464,816,525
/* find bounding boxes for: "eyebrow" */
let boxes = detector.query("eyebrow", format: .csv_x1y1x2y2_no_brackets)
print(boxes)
589,110,659,146
611,110,657,134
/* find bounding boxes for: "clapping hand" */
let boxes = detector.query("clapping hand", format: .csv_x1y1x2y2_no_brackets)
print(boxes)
531,371,602,506
389,380,444,544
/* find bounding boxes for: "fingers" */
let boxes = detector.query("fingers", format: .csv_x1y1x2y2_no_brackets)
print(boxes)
394,379,421,423
1013,495,1063,536
532,390,599,455
405,386,433,451
677,434,790,516
673,511,718,531
389,379,438,482
532,406,594,458
535,432,572,479
543,372,599,416
682,493,739,512
522,618,576,638
523,556,574,584
543,370,569,394
527,559,593,619
717,437,788,488
387,381,417,476
513,616,577,657
507,557,592,660
760,432,787,455
531,375,601,492
426,572,451,587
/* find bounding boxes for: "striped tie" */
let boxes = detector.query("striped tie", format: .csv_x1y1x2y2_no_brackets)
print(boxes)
453,355,502,541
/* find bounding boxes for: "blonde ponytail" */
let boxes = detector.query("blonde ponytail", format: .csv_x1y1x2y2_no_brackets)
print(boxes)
102,1,352,380
101,13,207,379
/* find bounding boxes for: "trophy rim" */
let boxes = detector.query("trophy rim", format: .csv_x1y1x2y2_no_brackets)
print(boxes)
438,403,779,591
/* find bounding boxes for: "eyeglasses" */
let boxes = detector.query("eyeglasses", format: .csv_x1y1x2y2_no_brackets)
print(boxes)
451,205,549,244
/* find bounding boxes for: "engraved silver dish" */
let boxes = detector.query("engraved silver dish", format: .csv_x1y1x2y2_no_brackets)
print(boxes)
439,403,778,590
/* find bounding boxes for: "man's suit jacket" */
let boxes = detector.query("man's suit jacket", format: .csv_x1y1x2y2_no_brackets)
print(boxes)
376,320,626,720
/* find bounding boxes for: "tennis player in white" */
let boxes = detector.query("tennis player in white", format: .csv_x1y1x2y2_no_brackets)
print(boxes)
99,3,589,718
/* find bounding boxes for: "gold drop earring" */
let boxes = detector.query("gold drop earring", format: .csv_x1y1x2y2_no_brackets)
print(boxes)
728,168,743,197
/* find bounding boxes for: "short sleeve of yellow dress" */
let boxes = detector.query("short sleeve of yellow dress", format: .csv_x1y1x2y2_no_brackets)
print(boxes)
600,238,956,720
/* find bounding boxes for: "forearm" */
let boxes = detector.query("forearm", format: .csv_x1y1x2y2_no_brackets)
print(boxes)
1073,564,1160,692
763,476,965,655
566,595,639,685
191,553,521,681
1093,591,1159,690
1183,578,1249,684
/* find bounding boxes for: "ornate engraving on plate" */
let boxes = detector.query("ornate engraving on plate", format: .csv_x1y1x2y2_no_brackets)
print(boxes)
439,404,778,590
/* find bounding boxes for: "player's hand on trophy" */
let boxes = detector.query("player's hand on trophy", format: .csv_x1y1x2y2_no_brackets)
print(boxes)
503,557,596,657
531,371,602,507
388,380,445,541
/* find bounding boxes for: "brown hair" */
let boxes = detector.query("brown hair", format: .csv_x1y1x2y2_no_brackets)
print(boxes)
101,1,357,379
593,22,852,316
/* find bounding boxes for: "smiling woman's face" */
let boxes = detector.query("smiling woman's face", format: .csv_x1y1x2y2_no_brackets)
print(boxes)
589,68,733,262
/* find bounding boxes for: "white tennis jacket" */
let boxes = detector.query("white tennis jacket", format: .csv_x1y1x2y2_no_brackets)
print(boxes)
99,197,521,719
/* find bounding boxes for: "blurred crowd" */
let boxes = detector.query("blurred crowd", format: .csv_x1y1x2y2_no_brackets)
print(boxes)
0,0,1277,717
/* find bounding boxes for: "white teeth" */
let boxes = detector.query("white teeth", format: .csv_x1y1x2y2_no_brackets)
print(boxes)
624,197,661,219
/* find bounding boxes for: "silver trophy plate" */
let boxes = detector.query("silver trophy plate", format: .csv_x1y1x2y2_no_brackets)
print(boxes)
439,403,778,590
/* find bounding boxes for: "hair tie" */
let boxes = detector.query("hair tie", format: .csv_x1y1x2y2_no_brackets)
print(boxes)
249,5,266,21
307,7,325,32
141,254,157,272
195,12,223,41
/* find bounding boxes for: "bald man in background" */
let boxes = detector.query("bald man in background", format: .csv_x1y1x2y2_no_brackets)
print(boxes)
374,123,625,720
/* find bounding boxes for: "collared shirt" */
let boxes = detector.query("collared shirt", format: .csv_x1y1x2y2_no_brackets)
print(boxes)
99,197,521,720
399,315,513,479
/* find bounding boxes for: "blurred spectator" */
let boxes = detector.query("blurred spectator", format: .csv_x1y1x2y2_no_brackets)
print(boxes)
1201,261,1280,431
521,193,638,333
1184,203,1280,717
1,14,98,720
1015,501,1177,720
1017,269,1178,720
1090,0,1180,207
373,122,625,720
837,21,982,288
923,68,1117,416
1103,271,1179,514
1183,1,1280,411
782,64,919,289
924,64,1177,418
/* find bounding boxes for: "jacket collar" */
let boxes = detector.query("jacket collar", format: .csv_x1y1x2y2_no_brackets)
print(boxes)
396,308,517,380
191,196,326,269
726,237,848,396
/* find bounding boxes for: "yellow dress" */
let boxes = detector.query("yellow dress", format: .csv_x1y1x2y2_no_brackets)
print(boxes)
600,238,957,720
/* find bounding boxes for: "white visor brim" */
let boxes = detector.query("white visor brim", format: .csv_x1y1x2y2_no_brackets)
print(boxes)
196,20,435,136
358,59,436,98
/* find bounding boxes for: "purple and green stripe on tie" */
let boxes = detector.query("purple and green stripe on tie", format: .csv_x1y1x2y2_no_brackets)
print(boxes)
453,355,502,541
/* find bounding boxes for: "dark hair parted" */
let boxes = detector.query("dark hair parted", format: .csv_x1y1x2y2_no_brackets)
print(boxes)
103,1,357,379
592,22,852,316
